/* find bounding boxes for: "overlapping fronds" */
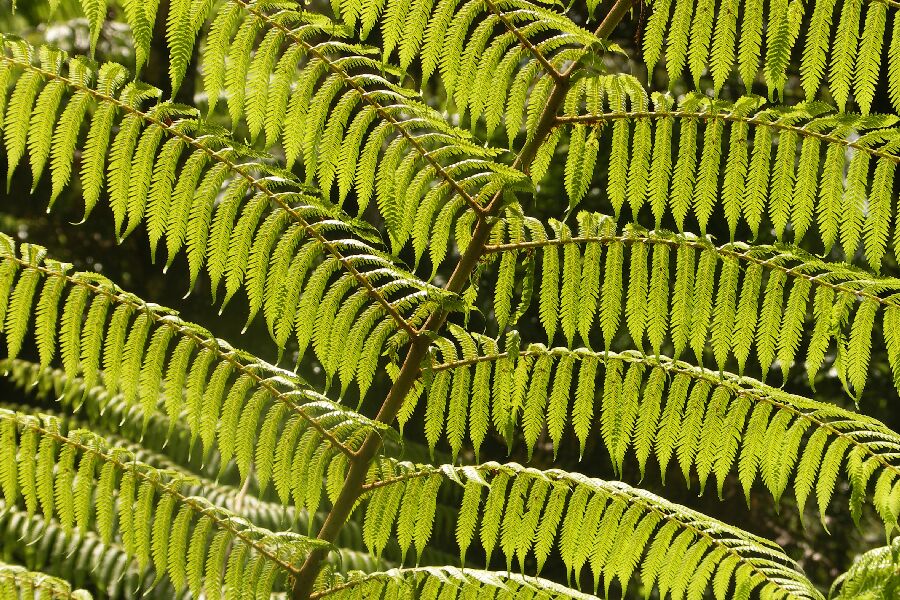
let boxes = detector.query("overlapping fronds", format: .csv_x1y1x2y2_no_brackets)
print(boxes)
0,362,381,568
63,0,604,147
52,1,535,260
0,409,329,598
485,212,900,396
337,0,598,74
0,359,463,571
552,78,900,270
0,39,457,355
421,338,900,530
198,0,532,259
333,0,604,137
0,562,92,600
2,358,235,481
830,535,900,598
0,500,179,599
313,566,596,599
16,0,900,598
357,461,822,599
643,0,899,114
0,239,399,513
0,360,386,572
0,390,307,538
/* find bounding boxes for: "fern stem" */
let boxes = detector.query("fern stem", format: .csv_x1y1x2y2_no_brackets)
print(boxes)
289,1,637,596
0,254,363,458
591,0,638,39
484,0,565,81
0,55,419,341
484,234,900,309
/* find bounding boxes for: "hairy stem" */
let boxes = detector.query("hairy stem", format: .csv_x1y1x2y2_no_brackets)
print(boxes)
290,1,635,596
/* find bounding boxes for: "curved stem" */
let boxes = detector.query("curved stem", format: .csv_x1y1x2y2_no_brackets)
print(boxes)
289,1,636,597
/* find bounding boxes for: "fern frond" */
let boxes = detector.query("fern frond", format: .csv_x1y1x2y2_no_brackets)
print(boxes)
643,0,898,113
322,0,602,139
485,214,900,394
0,498,174,599
0,409,330,596
0,240,398,508
556,82,900,267
426,340,900,528
0,562,92,599
830,535,900,598
220,2,532,255
0,495,377,600
63,0,599,134
61,0,599,217
0,385,391,572
359,461,822,599
0,42,457,363
313,566,596,599
14,4,900,600
62,1,528,252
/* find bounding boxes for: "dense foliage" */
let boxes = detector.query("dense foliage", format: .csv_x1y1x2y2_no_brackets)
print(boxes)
0,0,898,598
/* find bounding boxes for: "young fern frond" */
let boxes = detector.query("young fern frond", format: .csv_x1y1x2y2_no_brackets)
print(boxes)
829,535,900,598
357,461,823,599
0,39,451,351
311,566,597,600
423,339,900,530
0,239,400,508
0,409,330,598
551,78,900,269
485,212,900,396
0,563,92,600
643,0,898,113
